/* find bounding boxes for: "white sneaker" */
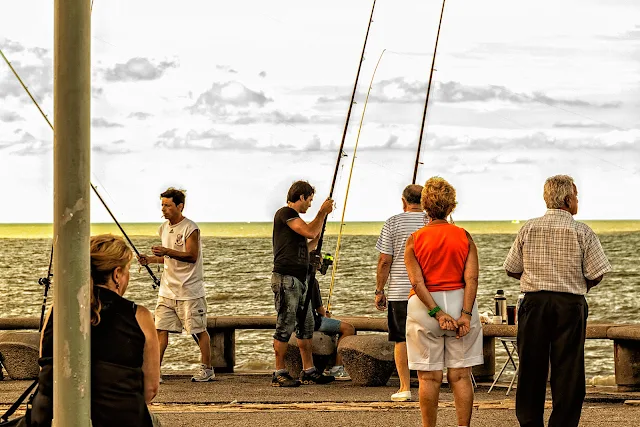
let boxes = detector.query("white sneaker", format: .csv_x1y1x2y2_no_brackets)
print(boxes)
391,390,412,401
329,366,351,381
191,364,215,382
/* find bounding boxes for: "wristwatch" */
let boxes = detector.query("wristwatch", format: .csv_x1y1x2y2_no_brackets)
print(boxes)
375,289,385,295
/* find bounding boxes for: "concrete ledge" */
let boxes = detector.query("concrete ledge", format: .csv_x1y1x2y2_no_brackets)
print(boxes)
481,323,634,339
338,335,394,386
0,318,39,330
284,332,336,378
608,326,640,341
0,331,40,380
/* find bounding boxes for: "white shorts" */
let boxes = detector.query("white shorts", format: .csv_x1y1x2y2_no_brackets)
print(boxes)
406,288,484,371
155,296,208,335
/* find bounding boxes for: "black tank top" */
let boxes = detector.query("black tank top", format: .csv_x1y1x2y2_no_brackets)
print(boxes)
31,286,151,427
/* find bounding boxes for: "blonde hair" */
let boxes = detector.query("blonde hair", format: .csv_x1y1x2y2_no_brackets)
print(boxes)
543,175,575,209
421,177,457,220
90,234,133,326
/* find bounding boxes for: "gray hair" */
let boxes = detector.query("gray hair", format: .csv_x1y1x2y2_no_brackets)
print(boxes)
543,175,575,209
402,184,423,205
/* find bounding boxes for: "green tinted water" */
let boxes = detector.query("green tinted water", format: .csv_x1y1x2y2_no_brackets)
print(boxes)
0,221,638,379
1,220,639,238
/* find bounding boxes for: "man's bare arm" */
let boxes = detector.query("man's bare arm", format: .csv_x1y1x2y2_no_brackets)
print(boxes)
307,234,321,252
506,270,522,280
461,233,479,314
287,198,334,239
152,230,199,263
138,254,164,265
586,275,603,292
376,253,392,293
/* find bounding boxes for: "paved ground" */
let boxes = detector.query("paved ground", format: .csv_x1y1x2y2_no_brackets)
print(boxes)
1,372,639,426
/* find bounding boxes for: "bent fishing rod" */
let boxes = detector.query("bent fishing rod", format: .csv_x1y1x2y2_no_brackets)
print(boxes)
0,48,161,290
412,0,447,184
299,0,377,324
326,49,386,313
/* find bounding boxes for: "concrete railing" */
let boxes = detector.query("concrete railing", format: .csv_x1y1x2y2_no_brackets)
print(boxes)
2,317,639,390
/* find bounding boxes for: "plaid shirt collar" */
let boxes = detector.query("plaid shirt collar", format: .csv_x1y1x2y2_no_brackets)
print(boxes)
544,208,573,219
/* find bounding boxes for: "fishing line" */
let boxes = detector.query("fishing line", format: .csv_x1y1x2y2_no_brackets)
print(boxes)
0,46,161,289
413,0,447,185
297,0,377,325
326,49,387,313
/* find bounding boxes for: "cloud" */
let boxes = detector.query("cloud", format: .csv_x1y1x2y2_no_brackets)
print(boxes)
92,117,124,128
155,127,260,150
232,110,312,125
189,82,273,116
488,155,535,165
92,143,131,154
103,57,178,82
423,129,640,151
450,164,489,175
0,60,53,100
128,112,153,120
1,38,25,54
259,71,267,78
0,111,24,122
112,139,126,144
0,130,51,155
600,25,640,41
305,135,323,151
216,65,238,74
29,47,48,57
92,87,104,99
316,79,622,109
383,134,400,148
552,121,614,129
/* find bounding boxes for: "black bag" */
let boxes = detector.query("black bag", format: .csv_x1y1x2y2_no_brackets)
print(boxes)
0,415,28,426
0,379,36,427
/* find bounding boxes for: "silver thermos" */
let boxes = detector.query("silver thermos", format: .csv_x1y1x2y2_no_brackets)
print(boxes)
494,290,508,324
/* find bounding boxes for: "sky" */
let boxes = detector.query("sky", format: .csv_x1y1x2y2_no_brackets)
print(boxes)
1,0,639,223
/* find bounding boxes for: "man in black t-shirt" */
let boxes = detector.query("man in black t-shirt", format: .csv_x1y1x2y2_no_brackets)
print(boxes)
271,180,334,387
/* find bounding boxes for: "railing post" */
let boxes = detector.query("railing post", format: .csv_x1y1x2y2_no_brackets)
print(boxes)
208,328,236,373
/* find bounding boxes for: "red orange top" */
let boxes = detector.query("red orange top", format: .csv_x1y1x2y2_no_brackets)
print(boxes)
408,223,469,297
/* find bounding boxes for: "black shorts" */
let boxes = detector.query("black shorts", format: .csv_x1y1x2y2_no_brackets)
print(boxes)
388,300,408,342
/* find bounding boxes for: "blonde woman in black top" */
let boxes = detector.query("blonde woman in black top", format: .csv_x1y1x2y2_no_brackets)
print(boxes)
31,235,161,427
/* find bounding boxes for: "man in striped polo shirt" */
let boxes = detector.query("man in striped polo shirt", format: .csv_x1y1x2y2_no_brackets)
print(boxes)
375,184,428,402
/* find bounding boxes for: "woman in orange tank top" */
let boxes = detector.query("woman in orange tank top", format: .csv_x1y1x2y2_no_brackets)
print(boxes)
404,177,483,427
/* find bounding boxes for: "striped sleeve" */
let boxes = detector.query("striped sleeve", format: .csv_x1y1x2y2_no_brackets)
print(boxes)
375,219,394,256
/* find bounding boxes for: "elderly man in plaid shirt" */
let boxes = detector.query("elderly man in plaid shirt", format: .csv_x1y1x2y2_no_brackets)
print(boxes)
504,175,612,427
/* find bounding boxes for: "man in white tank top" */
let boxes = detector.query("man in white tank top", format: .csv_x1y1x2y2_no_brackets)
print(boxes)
138,187,214,382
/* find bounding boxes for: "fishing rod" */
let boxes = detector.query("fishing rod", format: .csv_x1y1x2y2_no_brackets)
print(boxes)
37,248,54,331
299,0,377,324
0,48,161,290
326,49,386,313
412,0,447,184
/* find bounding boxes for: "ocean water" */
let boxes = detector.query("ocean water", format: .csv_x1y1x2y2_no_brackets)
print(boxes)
0,221,638,379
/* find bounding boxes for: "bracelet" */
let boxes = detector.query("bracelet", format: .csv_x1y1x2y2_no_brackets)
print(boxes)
428,306,441,317
375,289,385,295
461,308,473,316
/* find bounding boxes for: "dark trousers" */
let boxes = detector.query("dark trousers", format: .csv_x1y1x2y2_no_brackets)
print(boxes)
516,291,588,427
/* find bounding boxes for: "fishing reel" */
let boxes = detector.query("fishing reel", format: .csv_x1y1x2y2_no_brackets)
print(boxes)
310,252,334,275
38,277,52,287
